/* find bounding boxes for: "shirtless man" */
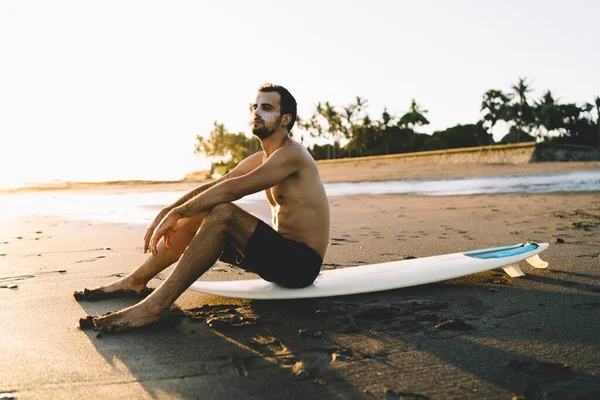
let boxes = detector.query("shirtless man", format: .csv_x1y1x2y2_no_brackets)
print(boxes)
76,83,330,333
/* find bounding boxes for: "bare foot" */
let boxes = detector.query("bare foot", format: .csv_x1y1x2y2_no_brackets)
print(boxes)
91,302,164,333
74,278,152,301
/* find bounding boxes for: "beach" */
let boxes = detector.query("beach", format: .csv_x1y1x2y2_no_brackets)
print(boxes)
1,161,599,399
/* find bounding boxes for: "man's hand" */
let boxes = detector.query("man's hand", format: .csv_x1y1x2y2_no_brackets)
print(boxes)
149,211,181,256
144,208,170,253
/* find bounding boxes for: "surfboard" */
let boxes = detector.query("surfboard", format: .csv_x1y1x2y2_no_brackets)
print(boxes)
189,242,549,300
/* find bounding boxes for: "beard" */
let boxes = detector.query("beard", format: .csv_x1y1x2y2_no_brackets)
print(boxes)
252,116,281,139
252,126,276,139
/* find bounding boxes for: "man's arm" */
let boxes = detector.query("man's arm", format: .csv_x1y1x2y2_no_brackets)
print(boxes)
174,146,301,218
169,151,266,209
148,146,301,254
143,151,264,252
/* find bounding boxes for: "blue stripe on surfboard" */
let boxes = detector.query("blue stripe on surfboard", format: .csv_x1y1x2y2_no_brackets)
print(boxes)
464,243,539,259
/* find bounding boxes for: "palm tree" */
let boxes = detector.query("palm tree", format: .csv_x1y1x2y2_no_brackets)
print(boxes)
316,102,343,158
376,107,394,154
511,77,532,106
509,77,534,143
346,115,374,157
195,121,229,161
398,99,429,152
300,102,343,159
341,96,368,158
480,89,511,133
534,90,562,141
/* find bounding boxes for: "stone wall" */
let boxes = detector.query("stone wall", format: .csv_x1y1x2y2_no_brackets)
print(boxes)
316,142,600,166
531,143,600,162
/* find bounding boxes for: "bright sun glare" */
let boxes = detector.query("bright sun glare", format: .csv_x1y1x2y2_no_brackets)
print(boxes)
1,1,598,189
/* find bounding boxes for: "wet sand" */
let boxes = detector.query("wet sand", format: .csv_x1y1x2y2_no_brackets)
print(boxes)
1,162,600,399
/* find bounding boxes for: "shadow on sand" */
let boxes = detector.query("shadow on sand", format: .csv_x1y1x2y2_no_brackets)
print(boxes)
77,265,600,399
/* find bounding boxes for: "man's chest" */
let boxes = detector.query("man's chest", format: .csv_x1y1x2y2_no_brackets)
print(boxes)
264,176,299,206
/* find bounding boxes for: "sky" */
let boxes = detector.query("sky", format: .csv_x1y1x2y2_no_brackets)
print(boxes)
1,0,598,188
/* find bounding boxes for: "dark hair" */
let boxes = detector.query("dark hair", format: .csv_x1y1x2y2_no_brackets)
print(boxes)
258,83,297,132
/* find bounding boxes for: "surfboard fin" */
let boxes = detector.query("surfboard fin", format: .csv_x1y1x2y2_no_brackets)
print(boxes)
501,263,525,277
525,254,549,269
501,254,549,278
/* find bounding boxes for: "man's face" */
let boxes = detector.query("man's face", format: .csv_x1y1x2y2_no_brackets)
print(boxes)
251,92,282,139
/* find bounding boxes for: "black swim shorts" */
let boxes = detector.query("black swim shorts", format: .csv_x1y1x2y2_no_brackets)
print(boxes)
219,219,323,288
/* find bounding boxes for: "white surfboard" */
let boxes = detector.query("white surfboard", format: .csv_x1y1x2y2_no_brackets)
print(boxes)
189,243,549,300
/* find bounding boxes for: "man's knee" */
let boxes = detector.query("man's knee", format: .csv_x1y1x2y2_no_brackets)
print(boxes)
205,203,239,227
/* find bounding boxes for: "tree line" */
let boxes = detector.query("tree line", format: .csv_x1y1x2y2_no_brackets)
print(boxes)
195,77,600,174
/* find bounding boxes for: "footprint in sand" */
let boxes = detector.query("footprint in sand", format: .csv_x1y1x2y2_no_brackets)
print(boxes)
76,255,107,263
0,274,35,282
576,254,600,259
330,237,358,243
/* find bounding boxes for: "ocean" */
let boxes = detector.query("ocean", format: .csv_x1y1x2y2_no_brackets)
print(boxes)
0,170,598,224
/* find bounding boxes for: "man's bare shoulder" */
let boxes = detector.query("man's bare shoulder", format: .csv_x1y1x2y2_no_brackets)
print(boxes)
275,140,316,164
225,151,266,179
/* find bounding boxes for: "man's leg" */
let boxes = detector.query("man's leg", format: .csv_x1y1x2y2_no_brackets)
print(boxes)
75,214,207,299
92,203,258,332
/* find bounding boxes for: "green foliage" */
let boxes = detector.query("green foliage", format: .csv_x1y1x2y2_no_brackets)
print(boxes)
478,78,598,147
534,91,563,140
481,89,512,132
425,123,493,150
499,127,536,144
195,121,260,174
194,79,599,165
299,101,345,159
397,99,430,153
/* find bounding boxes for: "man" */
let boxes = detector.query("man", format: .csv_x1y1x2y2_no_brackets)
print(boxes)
75,83,331,333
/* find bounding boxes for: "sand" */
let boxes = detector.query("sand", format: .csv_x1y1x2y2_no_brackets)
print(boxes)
1,161,599,399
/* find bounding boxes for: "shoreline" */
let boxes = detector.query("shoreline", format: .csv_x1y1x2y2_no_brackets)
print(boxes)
1,160,599,195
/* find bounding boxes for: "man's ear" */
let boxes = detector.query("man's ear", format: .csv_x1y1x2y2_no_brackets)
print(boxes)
281,113,292,128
